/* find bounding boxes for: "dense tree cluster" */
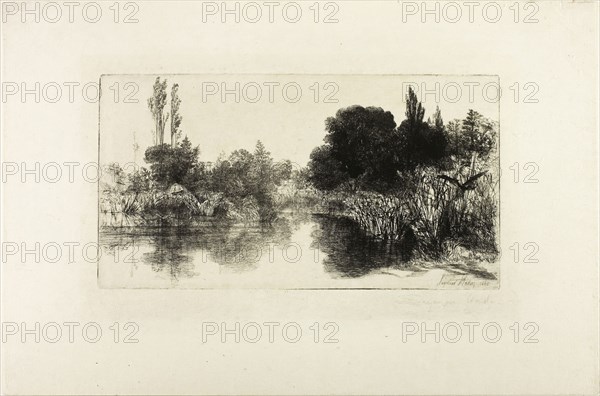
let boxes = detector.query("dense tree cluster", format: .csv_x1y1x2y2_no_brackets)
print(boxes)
142,77,292,209
209,141,292,201
308,87,496,192
142,136,204,189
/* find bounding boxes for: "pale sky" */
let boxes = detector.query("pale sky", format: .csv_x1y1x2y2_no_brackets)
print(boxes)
100,74,499,169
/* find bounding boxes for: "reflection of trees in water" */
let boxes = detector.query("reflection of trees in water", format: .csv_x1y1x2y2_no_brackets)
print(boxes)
101,210,497,282
281,210,313,228
100,213,300,281
311,214,496,280
99,229,195,280
190,215,296,271
143,232,196,280
310,214,413,278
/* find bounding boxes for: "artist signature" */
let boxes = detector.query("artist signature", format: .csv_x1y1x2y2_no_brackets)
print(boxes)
438,274,495,287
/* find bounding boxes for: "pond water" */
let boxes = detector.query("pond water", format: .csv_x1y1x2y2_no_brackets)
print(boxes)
98,211,498,289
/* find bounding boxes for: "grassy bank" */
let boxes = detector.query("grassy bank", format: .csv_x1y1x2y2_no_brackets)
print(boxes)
280,167,498,262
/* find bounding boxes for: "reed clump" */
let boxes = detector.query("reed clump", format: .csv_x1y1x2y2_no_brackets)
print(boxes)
344,192,413,241
327,166,498,260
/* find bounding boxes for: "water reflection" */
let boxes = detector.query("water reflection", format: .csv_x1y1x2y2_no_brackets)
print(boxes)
100,213,300,280
100,211,418,282
311,214,413,278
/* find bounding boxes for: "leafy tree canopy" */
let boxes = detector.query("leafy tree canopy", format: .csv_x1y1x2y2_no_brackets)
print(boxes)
144,136,202,189
308,88,452,192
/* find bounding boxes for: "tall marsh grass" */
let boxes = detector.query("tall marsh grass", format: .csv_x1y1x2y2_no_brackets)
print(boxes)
344,193,413,241
406,167,498,258
325,166,499,260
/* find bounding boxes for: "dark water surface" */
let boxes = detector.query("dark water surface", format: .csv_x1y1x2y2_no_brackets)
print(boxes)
99,211,497,288
100,211,409,280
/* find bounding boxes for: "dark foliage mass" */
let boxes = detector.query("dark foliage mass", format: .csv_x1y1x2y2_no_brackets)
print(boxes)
306,86,498,259
143,137,204,189
308,88,450,192
308,145,349,190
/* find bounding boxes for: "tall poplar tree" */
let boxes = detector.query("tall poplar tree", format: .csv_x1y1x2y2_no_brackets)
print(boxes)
147,77,169,145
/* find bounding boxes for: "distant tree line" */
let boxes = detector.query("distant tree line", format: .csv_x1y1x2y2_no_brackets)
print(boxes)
109,78,293,223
